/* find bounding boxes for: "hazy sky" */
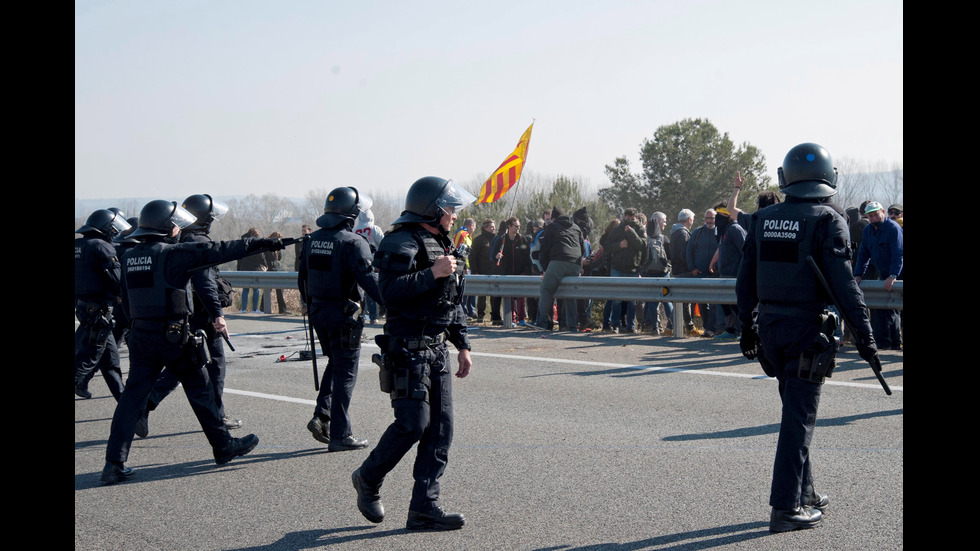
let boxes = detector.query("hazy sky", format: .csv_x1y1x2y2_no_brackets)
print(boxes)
75,0,903,202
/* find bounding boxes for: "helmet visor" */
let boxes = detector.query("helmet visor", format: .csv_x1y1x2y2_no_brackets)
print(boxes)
435,179,476,214
209,197,229,220
172,204,198,230
109,214,132,235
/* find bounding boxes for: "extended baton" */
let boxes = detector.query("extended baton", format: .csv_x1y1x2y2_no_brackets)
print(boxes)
806,255,891,395
303,281,320,391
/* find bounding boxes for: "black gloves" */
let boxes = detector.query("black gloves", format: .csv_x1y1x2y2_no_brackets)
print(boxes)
260,238,285,251
856,334,878,363
739,324,760,360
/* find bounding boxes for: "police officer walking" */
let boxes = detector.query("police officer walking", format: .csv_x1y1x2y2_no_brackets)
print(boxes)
101,200,285,484
75,209,131,400
299,187,382,451
351,176,474,531
137,194,242,437
736,143,877,532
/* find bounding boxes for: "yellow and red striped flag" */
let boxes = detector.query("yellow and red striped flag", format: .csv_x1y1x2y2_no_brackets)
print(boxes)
476,122,534,204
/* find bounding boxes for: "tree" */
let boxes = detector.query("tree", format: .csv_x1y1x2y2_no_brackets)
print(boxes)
600,118,772,221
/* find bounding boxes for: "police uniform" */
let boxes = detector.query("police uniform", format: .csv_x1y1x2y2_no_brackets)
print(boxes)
74,231,125,400
298,221,381,447
356,222,471,524
736,143,876,532
102,228,275,483
143,229,234,430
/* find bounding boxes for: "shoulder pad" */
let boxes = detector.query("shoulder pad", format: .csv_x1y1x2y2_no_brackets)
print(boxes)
374,231,418,272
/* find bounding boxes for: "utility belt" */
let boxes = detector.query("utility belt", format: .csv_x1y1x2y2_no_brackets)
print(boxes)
308,297,365,350
76,299,114,346
798,310,841,383
133,318,212,367
402,332,447,351
372,331,447,401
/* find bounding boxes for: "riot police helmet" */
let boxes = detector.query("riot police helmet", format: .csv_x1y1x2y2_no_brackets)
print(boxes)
182,194,229,231
392,177,476,225
777,143,838,198
113,217,141,243
316,187,372,229
130,200,198,239
76,209,132,237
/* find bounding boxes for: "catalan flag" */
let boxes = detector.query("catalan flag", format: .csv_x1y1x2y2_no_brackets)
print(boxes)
476,122,534,204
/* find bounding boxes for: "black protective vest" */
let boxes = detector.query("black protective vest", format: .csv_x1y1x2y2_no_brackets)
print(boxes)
123,242,192,320
75,236,113,299
378,226,463,323
305,228,361,302
753,201,837,310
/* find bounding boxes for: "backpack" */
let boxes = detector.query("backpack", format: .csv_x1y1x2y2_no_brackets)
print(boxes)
215,272,235,308
644,235,670,276
529,229,545,272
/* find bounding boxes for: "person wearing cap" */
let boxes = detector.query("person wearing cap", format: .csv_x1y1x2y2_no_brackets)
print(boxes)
887,203,903,228
101,200,284,484
736,143,878,532
351,176,474,531
855,201,903,349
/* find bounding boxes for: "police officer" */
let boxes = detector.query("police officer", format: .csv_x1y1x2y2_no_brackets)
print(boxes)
111,216,141,347
351,176,474,531
101,200,284,484
75,209,131,400
137,194,241,438
299,187,382,451
736,143,877,532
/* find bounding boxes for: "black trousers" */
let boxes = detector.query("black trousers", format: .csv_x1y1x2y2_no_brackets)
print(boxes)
105,326,231,464
358,342,453,512
74,304,124,400
311,307,361,441
759,313,823,510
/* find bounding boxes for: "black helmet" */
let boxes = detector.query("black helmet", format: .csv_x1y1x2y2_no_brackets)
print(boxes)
182,194,229,231
393,177,476,225
130,200,198,239
316,187,367,229
76,209,132,237
777,143,838,198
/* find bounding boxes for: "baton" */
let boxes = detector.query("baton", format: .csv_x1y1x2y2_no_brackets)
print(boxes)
806,256,891,395
220,329,235,352
302,283,320,392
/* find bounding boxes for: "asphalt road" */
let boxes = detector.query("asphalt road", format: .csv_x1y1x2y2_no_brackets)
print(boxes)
75,313,903,550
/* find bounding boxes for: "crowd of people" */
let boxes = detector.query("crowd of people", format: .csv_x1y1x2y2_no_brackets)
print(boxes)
459,192,902,347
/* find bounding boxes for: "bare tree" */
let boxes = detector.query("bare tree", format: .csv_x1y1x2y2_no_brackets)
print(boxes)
835,157,903,209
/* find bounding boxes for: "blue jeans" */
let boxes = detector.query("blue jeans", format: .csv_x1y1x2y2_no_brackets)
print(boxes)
610,269,638,330
240,288,261,311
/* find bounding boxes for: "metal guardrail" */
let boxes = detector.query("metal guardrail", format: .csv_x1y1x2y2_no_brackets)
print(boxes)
222,272,903,333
